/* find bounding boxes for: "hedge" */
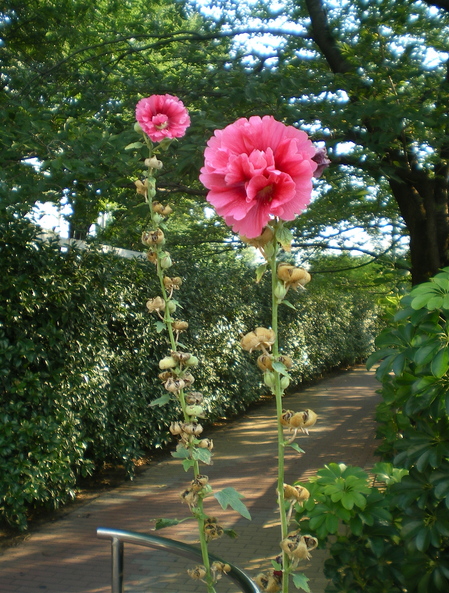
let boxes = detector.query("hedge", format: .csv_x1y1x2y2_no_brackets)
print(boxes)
0,209,379,529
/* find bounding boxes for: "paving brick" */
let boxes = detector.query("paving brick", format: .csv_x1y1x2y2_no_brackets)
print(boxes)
0,366,381,593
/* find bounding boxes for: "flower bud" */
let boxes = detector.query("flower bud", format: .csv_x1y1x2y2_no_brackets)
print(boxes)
184,355,199,367
167,299,176,312
185,404,204,417
134,122,143,134
159,356,177,370
280,376,290,390
264,371,276,388
160,252,172,269
274,282,288,301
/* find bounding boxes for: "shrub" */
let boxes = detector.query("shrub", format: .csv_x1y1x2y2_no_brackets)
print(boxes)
0,209,379,529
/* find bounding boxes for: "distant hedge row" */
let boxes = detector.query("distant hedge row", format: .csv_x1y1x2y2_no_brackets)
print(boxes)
0,210,379,529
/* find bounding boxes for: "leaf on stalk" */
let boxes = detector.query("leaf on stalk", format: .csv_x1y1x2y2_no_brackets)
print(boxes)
149,393,171,407
280,300,297,310
171,445,190,459
224,528,238,539
182,459,195,471
124,141,144,150
154,518,183,530
155,321,166,333
285,442,305,454
292,572,311,592
272,362,289,376
214,487,251,520
255,264,268,283
192,447,213,465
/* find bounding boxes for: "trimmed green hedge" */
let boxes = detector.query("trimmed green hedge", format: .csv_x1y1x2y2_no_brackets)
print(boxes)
1,210,379,529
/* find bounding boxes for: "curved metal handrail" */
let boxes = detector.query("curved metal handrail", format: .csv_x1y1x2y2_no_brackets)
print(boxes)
97,527,260,593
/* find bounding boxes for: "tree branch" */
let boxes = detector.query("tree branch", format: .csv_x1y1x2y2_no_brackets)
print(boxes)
304,0,352,74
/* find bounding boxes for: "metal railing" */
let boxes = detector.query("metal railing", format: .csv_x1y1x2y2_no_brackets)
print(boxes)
97,527,260,593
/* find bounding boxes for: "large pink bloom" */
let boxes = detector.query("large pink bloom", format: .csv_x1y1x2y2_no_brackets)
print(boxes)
199,116,318,238
135,94,190,142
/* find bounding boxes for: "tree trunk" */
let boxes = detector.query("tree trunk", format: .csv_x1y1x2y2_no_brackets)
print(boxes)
389,172,449,285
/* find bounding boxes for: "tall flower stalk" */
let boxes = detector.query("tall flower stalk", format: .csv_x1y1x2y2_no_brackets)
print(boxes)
201,116,329,592
129,95,251,593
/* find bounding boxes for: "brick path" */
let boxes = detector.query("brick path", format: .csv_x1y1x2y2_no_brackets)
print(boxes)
0,366,381,593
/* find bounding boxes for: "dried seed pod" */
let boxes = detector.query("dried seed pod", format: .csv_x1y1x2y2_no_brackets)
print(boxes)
211,561,231,580
280,410,295,427
160,205,173,216
171,351,192,364
277,263,311,289
191,475,209,492
142,229,164,246
169,422,183,435
284,484,310,503
146,296,165,313
182,373,195,386
146,157,163,170
182,422,203,436
135,179,148,196
240,226,274,248
240,327,276,352
164,378,185,393
303,535,318,552
290,539,310,561
187,565,207,580
204,520,224,541
198,438,213,450
152,201,165,214
146,250,158,264
172,320,189,331
302,409,318,429
158,371,173,382
185,392,204,405
278,355,293,368
163,276,182,291
254,571,282,593
289,412,306,429
257,354,274,372
180,488,198,507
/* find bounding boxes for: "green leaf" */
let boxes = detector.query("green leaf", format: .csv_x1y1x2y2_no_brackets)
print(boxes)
431,348,449,378
272,361,290,376
154,518,183,529
292,573,311,592
192,447,212,465
182,459,195,471
255,263,268,283
149,393,171,407
171,446,190,459
286,442,305,454
280,300,297,310
155,321,166,333
214,487,251,520
224,528,238,539
124,141,144,150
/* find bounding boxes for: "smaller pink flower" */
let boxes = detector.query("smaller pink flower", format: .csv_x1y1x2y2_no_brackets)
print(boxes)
312,147,331,178
135,94,190,142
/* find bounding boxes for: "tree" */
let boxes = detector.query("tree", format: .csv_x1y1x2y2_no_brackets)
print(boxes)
2,0,449,284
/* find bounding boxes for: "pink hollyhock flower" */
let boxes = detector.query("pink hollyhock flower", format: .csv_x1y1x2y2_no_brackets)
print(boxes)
135,94,190,142
199,116,318,238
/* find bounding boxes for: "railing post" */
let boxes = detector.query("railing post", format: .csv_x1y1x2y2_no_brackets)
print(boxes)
111,537,124,593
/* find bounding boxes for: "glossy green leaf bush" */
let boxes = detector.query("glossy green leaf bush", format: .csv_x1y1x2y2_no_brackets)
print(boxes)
294,269,449,593
0,209,378,529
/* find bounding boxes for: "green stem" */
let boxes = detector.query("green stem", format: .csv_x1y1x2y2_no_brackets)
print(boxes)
269,229,290,593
